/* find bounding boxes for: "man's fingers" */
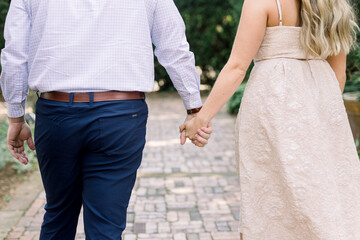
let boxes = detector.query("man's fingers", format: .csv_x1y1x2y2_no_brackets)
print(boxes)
18,152,28,164
8,146,20,160
19,156,28,165
27,137,36,151
179,124,186,133
7,145,28,165
180,130,187,145
15,146,25,154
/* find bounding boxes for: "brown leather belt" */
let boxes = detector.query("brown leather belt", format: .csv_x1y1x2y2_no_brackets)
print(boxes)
40,91,144,103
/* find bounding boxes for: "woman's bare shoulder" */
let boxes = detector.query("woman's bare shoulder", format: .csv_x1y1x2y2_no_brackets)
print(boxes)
242,0,273,16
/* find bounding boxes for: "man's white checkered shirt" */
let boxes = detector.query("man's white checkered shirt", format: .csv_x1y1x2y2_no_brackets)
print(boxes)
0,0,202,117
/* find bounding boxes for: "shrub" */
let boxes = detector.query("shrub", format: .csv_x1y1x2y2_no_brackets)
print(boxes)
155,0,242,91
227,82,247,115
0,0,9,49
345,0,360,93
0,0,10,73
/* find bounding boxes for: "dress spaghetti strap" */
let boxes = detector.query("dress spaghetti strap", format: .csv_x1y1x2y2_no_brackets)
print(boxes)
276,0,283,26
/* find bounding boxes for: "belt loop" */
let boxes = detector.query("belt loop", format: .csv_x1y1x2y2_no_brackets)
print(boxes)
89,92,94,105
69,93,74,105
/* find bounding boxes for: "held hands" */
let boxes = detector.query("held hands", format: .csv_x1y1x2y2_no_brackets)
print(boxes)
7,117,35,165
179,114,211,147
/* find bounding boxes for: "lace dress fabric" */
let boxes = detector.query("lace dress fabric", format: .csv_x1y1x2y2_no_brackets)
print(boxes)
236,27,360,240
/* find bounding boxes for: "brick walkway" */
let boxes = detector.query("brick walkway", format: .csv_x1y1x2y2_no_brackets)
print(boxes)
4,93,241,240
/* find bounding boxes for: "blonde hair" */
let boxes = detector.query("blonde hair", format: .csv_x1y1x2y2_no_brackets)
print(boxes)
300,0,359,58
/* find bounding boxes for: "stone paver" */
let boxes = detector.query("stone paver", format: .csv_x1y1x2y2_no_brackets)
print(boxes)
0,172,43,239
3,93,241,240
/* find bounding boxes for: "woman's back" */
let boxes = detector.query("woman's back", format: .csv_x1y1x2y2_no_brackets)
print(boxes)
255,0,318,62
267,0,301,28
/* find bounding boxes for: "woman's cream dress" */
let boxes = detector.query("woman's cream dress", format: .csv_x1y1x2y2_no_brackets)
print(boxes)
236,2,360,239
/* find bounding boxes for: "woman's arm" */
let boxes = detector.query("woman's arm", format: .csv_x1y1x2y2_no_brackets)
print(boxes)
180,0,269,139
326,53,347,93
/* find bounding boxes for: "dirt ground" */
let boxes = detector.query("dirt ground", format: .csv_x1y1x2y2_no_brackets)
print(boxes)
0,164,33,210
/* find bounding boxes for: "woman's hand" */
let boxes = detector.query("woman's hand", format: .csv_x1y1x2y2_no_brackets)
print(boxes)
191,123,213,147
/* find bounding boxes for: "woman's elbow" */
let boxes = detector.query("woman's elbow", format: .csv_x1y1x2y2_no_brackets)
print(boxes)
224,60,248,78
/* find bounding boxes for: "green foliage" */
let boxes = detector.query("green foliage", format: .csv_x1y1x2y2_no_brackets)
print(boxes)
155,0,243,91
0,0,10,73
0,118,37,174
229,0,245,24
344,62,360,93
345,0,360,93
0,0,9,51
227,82,247,115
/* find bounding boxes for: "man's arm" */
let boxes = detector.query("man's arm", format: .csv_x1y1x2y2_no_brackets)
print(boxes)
0,0,31,118
150,0,202,111
151,0,212,146
1,0,35,164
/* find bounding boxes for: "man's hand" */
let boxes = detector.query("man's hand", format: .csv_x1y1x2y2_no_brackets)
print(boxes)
7,117,35,165
180,114,212,147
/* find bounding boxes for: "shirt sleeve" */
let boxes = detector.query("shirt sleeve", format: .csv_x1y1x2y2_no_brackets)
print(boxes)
151,0,202,110
0,0,31,118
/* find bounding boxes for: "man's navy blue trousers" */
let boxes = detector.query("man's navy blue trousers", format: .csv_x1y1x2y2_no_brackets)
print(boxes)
34,96,148,240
